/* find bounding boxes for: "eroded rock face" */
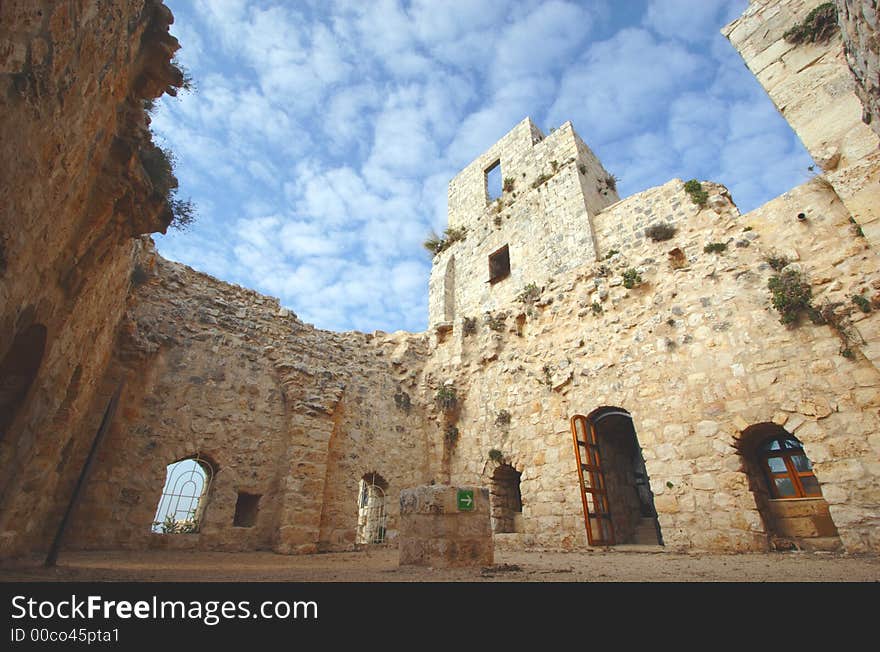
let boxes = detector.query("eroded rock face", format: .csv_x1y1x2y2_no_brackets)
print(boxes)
837,1,880,139
0,0,185,557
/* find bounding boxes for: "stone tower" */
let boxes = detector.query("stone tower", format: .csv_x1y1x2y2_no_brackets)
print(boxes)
427,118,619,328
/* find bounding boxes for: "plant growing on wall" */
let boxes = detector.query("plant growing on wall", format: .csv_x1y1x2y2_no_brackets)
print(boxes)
645,223,676,242
517,283,541,304
495,410,511,426
765,255,790,271
488,448,504,462
704,242,727,254
852,294,872,313
435,384,458,412
444,425,459,444
684,179,708,207
503,177,515,193
462,316,478,335
768,269,814,325
591,301,603,315
139,143,197,230
622,268,642,289
783,2,837,44
423,226,467,256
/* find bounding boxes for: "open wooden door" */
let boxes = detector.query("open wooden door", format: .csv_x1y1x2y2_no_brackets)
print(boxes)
570,414,615,546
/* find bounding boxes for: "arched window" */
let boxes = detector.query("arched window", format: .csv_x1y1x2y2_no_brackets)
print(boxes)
356,472,388,544
151,456,214,534
759,434,822,499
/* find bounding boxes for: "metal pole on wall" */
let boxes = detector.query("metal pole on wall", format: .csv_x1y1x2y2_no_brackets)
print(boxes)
45,382,124,567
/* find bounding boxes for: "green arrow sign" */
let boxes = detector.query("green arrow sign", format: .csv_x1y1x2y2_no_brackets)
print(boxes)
457,489,474,511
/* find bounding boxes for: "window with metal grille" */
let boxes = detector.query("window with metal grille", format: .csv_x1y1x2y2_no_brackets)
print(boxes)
760,435,821,499
151,456,214,533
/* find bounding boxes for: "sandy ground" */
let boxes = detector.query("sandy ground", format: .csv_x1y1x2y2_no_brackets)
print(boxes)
1,547,878,582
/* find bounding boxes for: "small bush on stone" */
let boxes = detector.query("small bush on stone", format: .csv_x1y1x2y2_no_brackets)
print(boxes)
684,179,708,207
783,2,837,44
423,226,467,256
495,410,511,427
488,448,504,462
645,223,676,242
531,172,552,189
603,174,618,193
462,316,478,336
503,177,515,193
703,242,727,254
622,268,642,289
852,294,872,313
591,301,603,315
768,269,813,325
766,255,790,271
604,249,619,260
139,143,197,230
517,283,541,305
435,385,458,411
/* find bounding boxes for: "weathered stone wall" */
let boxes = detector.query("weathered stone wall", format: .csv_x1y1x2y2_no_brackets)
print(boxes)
0,0,183,557
428,119,618,327
723,0,880,253
66,244,435,553
422,173,880,552
836,0,880,139
398,484,493,567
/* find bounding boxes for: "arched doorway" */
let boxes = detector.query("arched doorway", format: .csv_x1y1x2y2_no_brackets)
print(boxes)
490,463,522,533
570,408,662,546
737,423,840,551
0,324,47,438
356,472,388,544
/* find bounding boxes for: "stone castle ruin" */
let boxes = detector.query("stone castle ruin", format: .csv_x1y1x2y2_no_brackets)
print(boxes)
1,0,879,561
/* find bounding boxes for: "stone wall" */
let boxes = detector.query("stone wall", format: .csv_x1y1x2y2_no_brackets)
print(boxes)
428,119,618,327
66,243,435,553
837,0,880,139
723,0,880,253
422,173,880,552
0,0,183,558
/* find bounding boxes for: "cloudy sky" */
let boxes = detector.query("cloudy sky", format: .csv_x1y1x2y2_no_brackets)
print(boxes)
152,0,815,333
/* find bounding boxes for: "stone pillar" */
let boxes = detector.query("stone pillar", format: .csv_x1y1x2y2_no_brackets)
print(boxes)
398,484,493,567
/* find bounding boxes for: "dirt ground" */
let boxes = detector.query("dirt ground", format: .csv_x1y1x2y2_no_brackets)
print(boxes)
1,546,878,582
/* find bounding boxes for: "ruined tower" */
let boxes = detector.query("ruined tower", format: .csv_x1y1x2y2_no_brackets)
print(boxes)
428,118,619,327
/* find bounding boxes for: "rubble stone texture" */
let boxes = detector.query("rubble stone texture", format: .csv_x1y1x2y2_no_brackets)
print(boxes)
836,0,880,139
1,0,879,561
398,485,493,567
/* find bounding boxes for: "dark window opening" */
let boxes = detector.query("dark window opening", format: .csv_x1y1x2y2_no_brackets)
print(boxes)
489,245,510,284
233,492,261,527
485,160,502,202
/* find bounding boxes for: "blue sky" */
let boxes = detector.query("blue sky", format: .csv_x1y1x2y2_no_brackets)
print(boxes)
152,0,815,333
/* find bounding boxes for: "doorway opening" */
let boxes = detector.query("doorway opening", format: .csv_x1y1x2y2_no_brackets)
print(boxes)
490,463,522,533
356,472,388,544
570,408,662,545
